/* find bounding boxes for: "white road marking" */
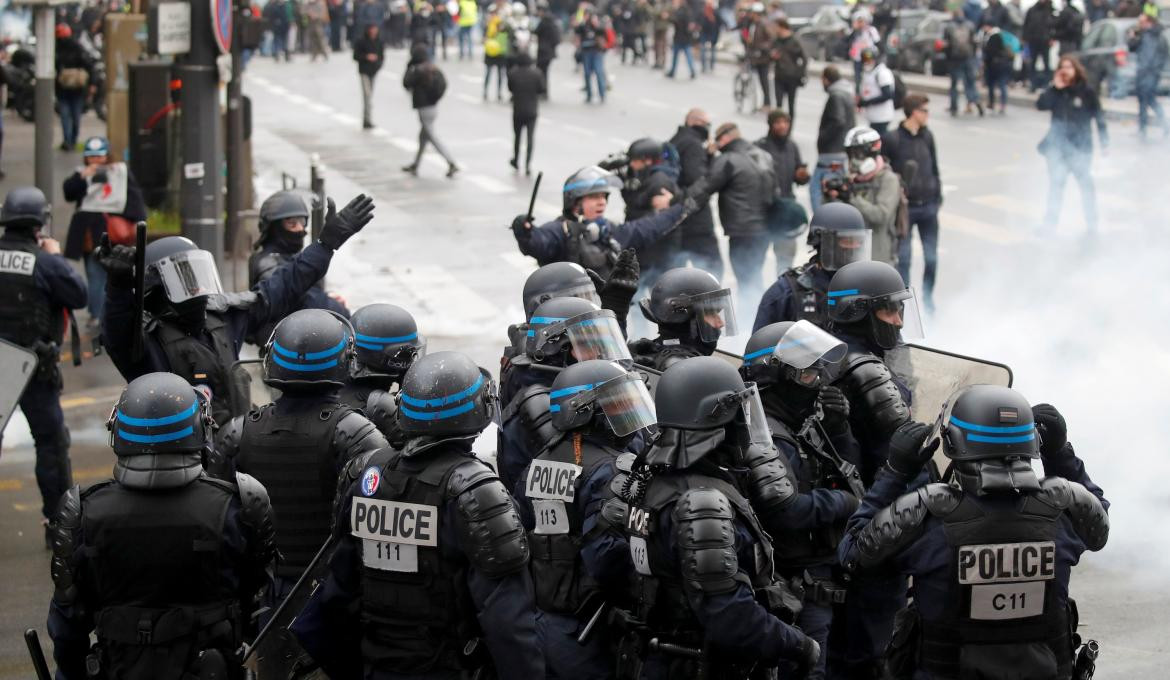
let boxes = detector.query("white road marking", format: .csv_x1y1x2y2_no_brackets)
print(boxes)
330,111,359,125
466,174,513,194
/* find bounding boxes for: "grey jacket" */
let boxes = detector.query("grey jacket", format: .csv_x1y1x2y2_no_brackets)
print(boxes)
849,166,900,267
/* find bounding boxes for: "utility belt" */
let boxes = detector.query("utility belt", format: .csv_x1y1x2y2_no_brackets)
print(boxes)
30,340,63,386
801,570,848,606
89,601,242,680
94,601,241,647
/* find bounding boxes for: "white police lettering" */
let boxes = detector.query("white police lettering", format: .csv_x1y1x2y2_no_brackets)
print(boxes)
533,499,569,535
0,250,36,276
350,497,439,547
626,506,650,537
969,581,1046,620
630,536,652,576
362,539,420,572
957,542,1056,584
525,459,582,502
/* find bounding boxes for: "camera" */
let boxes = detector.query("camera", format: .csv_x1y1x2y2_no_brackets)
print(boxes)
597,151,630,172
92,168,109,184
822,173,851,202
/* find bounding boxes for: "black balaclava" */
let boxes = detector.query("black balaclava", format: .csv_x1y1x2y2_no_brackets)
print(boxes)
269,223,307,255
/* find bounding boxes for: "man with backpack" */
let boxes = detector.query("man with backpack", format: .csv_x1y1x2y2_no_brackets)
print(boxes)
944,8,984,116
982,19,1016,114
402,44,458,178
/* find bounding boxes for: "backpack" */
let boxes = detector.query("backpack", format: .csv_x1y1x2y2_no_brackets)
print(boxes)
945,22,973,60
892,71,906,110
999,30,1021,55
744,145,779,209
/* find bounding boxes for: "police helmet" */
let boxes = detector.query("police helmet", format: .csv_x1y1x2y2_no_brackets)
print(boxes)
350,303,426,382
654,356,767,439
0,186,49,229
827,261,923,350
639,267,738,343
740,320,847,390
806,202,872,271
627,138,664,162
396,351,495,437
144,236,224,303
527,296,614,364
549,360,655,437
258,190,311,242
106,372,215,488
940,385,1038,462
562,166,622,217
262,309,356,390
82,136,110,158
521,261,601,318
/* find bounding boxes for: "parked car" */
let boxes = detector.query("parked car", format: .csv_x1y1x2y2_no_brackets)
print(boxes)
892,12,955,75
781,0,834,32
796,5,851,61
1073,17,1170,98
886,9,948,70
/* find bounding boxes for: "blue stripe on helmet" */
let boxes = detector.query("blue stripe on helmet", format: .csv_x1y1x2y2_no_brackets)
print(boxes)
564,179,611,192
827,288,860,298
118,426,195,444
401,373,485,408
741,347,774,364
966,432,1037,444
549,404,561,413
529,316,568,325
271,354,340,372
549,383,596,399
949,416,1035,434
355,332,418,344
827,300,837,306
401,401,477,421
355,341,384,351
116,401,198,427
272,337,347,361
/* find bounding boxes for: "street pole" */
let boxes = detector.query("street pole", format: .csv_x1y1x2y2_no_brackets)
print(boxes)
33,5,55,226
225,0,245,257
178,0,225,263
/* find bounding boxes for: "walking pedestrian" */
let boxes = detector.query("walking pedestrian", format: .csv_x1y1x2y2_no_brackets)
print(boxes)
484,5,510,99
812,65,856,211
508,53,545,174
305,0,330,60
264,0,293,60
857,48,896,133
402,44,459,177
708,122,772,313
1037,56,1106,232
847,9,880,89
652,1,670,69
666,0,697,79
882,94,941,313
1129,12,1169,139
535,1,561,95
1023,0,1054,90
576,4,608,103
698,0,719,73
982,20,1015,114
772,18,807,118
745,2,777,107
353,22,385,128
458,0,478,58
54,24,93,151
756,110,810,271
943,8,984,116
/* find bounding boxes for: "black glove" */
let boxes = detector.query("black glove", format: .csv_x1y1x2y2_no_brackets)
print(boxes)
319,194,375,250
886,421,939,477
1031,403,1067,460
599,249,640,312
816,386,850,434
510,213,534,242
95,234,135,289
790,635,822,680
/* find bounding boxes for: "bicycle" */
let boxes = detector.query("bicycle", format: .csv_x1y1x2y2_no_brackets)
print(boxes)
733,55,759,114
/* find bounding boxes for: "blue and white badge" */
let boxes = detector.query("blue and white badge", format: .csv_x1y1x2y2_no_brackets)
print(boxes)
361,466,382,497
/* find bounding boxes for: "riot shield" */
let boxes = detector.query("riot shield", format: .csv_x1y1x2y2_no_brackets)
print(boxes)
633,364,663,398
228,359,281,416
884,344,1013,426
713,348,745,371
0,339,38,436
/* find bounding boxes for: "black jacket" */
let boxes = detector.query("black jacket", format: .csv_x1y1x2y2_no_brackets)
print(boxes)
755,133,805,199
669,124,715,238
773,34,807,84
881,123,941,205
54,37,93,94
671,5,695,46
1023,1,1054,45
1037,81,1107,155
353,33,385,76
507,63,546,119
403,61,446,108
62,166,148,260
707,138,769,237
817,79,857,155
535,15,561,61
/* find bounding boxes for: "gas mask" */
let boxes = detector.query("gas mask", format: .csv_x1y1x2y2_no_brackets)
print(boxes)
849,155,878,176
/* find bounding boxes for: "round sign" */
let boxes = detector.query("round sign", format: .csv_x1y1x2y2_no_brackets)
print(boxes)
211,0,233,55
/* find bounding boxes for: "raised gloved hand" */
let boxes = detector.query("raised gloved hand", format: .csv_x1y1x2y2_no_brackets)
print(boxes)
816,386,850,434
95,234,135,289
1031,403,1068,460
599,249,640,311
319,194,375,250
790,635,822,680
510,213,534,242
886,420,939,477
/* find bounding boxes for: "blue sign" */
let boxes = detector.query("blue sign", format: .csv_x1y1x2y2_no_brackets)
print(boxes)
211,0,232,54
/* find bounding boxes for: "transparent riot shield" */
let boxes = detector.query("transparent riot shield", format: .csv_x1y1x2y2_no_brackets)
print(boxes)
713,348,746,371
228,359,282,416
0,339,37,436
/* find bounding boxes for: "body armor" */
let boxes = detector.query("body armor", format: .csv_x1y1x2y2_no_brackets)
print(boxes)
628,338,703,372
561,219,621,277
152,313,248,426
0,235,57,346
781,265,828,328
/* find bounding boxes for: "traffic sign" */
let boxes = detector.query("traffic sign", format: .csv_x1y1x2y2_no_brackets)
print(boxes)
211,0,233,55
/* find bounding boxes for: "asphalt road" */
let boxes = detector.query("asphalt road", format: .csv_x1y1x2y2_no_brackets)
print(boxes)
1,43,1168,677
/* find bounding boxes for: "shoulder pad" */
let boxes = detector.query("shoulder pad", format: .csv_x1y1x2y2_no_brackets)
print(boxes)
742,444,798,512
516,388,560,453
839,356,909,438
673,488,742,595
921,482,963,517
451,468,530,578
1037,477,1109,552
235,472,277,565
206,291,259,312
848,485,943,571
365,390,406,448
599,497,630,534
334,410,390,460
615,452,636,474
207,415,245,479
842,350,883,374
254,252,286,282
50,485,83,604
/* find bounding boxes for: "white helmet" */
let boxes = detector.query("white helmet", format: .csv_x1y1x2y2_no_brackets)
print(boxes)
512,1,527,15
749,2,766,13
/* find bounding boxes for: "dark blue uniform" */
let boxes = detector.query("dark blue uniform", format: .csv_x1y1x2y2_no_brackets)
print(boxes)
0,231,87,521
753,261,833,333
518,205,685,266
246,242,349,344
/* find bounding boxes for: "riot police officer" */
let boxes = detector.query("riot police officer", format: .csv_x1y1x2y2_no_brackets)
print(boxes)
336,303,426,446
513,359,657,679
590,356,820,678
839,388,1109,680
48,372,276,680
247,190,350,344
99,194,375,425
510,165,687,278
292,351,543,679
629,266,738,370
497,296,634,491
0,187,87,538
752,202,872,333
741,320,864,679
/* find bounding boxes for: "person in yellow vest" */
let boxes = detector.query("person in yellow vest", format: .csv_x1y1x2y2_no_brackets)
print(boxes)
484,5,511,99
458,0,478,59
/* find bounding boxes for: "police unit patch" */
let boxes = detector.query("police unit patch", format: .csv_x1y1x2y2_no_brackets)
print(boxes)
360,466,381,497
958,541,1056,621
525,459,582,502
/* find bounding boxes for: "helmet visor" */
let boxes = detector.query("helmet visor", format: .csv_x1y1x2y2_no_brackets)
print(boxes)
772,320,848,370
155,250,223,303
596,372,656,437
541,281,602,310
874,287,925,342
740,383,773,446
565,310,633,364
820,228,872,271
690,288,739,342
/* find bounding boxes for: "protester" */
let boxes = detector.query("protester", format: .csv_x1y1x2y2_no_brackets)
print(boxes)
1023,0,1055,90
353,23,386,129
944,7,984,116
772,18,807,119
813,65,856,211
402,44,459,177
1037,55,1106,232
1129,13,1169,139
508,53,545,174
756,110,809,271
981,20,1015,114
666,0,697,79
575,4,608,103
857,48,896,133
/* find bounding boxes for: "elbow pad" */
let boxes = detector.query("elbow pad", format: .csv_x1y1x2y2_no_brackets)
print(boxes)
742,444,798,513
848,483,959,571
333,410,389,460
450,462,530,578
673,488,743,596
50,486,84,605
235,472,278,567
840,354,909,439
